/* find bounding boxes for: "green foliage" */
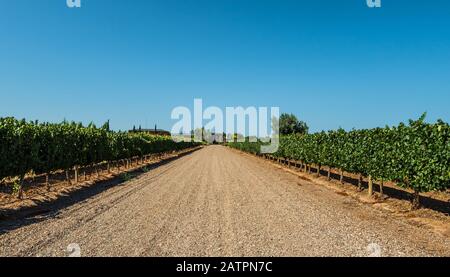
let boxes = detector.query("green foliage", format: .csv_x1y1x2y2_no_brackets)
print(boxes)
0,117,199,180
228,138,264,155
120,173,133,182
11,180,21,194
228,115,450,193
279,113,309,135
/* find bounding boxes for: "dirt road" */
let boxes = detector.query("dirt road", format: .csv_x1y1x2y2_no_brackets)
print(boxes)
0,146,449,257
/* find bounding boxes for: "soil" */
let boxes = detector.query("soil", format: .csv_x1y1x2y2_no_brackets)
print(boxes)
0,146,448,257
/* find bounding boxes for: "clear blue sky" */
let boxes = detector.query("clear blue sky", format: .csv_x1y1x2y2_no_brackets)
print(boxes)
1,0,449,132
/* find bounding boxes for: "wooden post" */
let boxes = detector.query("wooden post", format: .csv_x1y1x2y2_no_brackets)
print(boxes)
66,170,71,184
317,165,321,177
327,167,331,181
18,175,25,200
411,190,421,210
368,175,373,197
74,167,78,184
379,179,384,198
45,173,50,191
340,170,344,184
107,162,111,173
358,174,363,191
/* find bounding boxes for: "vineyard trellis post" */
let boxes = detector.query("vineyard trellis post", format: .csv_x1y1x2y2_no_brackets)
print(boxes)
45,173,50,191
74,167,79,184
358,174,363,191
368,175,373,197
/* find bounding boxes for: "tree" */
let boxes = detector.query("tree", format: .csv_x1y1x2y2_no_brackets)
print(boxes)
279,113,309,135
101,120,110,132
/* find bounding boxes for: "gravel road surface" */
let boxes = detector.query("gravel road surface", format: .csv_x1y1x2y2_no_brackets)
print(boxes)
1,146,449,257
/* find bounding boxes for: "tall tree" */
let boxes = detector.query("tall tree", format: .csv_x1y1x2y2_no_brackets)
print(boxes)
101,120,110,132
279,113,309,135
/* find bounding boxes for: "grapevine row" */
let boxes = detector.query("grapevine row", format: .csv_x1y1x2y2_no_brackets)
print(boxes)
228,115,450,205
0,117,199,182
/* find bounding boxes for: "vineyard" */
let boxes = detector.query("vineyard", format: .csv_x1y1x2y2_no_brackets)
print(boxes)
0,117,199,197
228,115,450,208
